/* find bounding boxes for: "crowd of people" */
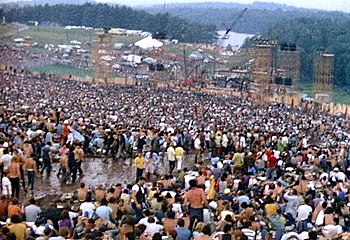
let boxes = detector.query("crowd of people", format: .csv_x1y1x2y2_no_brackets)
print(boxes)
0,47,350,240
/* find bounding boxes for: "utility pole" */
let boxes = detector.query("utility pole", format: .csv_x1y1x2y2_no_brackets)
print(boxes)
183,47,187,78
16,0,19,33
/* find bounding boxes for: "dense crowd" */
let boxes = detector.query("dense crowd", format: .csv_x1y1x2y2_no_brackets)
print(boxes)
0,54,350,240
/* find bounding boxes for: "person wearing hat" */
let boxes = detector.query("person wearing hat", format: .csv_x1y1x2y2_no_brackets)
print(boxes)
220,189,233,202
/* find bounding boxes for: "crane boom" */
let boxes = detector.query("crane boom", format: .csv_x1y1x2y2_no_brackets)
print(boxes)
223,8,248,37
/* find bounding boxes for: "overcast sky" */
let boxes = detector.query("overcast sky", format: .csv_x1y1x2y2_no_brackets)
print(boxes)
95,0,350,12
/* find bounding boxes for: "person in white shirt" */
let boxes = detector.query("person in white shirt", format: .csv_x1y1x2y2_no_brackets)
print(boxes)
296,198,312,233
222,133,228,156
2,171,11,197
167,145,176,174
333,168,347,182
144,151,159,180
79,194,96,218
194,136,201,163
0,149,12,173
144,216,163,237
138,210,159,225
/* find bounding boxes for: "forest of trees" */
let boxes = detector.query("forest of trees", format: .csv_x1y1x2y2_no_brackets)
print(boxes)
143,2,350,34
1,3,217,43
259,17,350,85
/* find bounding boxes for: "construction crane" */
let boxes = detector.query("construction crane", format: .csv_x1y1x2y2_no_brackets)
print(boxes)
221,8,248,40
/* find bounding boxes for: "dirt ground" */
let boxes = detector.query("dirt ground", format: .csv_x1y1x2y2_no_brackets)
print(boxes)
27,154,199,205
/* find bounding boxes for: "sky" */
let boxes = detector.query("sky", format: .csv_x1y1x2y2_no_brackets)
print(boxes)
95,0,350,12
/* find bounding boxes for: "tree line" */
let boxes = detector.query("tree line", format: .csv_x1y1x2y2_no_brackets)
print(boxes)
260,17,350,86
144,2,350,86
1,3,217,43
143,3,350,35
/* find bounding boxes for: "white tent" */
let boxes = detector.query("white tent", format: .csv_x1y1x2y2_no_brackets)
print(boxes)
134,36,163,49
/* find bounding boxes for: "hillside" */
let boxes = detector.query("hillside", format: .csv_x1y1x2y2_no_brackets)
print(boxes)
142,2,350,34
1,3,217,43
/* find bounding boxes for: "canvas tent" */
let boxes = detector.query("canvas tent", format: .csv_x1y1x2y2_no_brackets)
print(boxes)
134,36,163,50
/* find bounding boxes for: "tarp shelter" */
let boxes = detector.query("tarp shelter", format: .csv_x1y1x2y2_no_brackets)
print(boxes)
134,36,163,50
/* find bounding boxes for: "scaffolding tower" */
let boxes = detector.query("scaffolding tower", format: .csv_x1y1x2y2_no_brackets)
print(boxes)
251,39,277,92
314,52,335,94
92,31,113,84
276,43,300,90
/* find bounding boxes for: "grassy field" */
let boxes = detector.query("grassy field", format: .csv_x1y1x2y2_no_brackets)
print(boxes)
28,64,92,77
0,25,11,36
1,25,143,46
300,82,350,104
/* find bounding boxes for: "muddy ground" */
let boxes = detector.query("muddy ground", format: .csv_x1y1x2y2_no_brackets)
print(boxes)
26,154,201,205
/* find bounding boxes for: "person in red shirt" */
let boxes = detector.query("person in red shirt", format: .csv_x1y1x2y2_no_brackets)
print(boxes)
266,153,277,180
62,120,70,145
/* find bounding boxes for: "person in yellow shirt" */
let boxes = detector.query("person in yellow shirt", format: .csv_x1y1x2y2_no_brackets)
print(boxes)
265,196,279,216
175,145,185,171
8,214,27,240
134,152,145,181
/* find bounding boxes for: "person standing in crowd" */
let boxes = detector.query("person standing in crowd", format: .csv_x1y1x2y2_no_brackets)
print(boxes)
194,134,202,164
59,151,69,186
283,189,300,224
25,154,36,194
116,133,127,162
7,158,20,198
24,198,41,223
184,179,207,230
175,145,185,172
0,149,12,180
62,120,70,146
74,144,84,176
266,149,278,180
68,145,77,184
144,150,159,181
131,176,147,220
2,171,11,198
41,141,52,177
134,152,145,182
167,144,176,175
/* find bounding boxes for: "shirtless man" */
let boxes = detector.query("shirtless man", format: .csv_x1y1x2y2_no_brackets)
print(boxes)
77,182,88,202
74,144,85,175
184,179,207,230
8,158,21,198
60,152,69,186
25,154,37,193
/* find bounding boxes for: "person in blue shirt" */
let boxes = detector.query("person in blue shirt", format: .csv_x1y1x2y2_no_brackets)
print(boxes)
175,218,191,240
95,198,113,221
41,142,52,176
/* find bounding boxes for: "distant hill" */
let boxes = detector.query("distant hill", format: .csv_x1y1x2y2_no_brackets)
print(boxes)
141,1,301,11
1,0,95,8
141,2,350,34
